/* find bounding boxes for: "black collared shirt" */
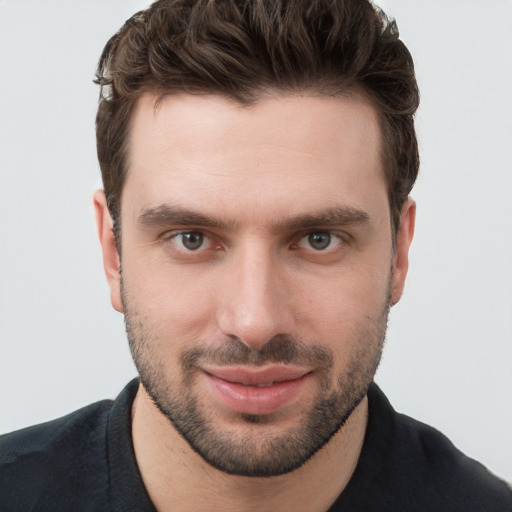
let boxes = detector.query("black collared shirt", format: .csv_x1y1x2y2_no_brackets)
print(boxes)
1,379,511,511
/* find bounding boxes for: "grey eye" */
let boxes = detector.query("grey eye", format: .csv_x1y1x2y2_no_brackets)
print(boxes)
307,232,331,250
180,232,204,250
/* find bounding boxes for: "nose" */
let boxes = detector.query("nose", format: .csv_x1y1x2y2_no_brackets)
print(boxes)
216,243,295,350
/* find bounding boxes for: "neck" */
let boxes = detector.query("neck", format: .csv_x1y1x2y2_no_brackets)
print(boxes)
132,385,368,512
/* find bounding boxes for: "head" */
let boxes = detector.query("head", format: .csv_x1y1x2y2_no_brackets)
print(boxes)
94,0,418,478
95,0,419,241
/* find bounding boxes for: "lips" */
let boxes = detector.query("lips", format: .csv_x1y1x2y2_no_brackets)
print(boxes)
202,365,311,415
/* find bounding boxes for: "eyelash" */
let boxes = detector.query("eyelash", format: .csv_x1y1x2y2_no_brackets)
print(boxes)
294,231,345,251
165,231,216,252
163,229,348,254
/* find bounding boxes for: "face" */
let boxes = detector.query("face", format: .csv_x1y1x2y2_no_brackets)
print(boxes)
96,92,414,477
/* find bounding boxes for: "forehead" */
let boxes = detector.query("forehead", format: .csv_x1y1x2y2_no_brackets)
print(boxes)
122,92,386,225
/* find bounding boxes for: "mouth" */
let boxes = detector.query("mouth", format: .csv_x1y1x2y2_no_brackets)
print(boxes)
201,365,312,415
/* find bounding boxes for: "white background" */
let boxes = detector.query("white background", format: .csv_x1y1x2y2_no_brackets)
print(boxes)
1,0,511,482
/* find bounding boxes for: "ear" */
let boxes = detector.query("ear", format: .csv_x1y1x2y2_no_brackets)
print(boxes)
390,198,416,306
93,190,123,313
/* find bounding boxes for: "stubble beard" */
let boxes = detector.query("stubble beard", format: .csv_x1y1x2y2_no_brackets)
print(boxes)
122,280,390,477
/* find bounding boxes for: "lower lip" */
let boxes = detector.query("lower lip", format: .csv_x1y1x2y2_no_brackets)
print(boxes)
204,372,310,415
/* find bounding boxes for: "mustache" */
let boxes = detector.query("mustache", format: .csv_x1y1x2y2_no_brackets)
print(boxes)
181,334,334,370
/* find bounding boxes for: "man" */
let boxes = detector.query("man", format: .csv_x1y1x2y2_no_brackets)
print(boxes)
1,0,510,510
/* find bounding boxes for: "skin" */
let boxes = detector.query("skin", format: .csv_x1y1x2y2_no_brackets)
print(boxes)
95,92,415,511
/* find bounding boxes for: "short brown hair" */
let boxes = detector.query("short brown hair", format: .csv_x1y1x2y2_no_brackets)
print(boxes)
95,0,419,235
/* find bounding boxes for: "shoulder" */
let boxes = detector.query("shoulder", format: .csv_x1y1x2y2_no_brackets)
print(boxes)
395,412,511,507
1,399,113,462
362,384,512,511
0,399,113,511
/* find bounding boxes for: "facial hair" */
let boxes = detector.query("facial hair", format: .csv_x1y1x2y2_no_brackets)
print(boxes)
123,279,390,477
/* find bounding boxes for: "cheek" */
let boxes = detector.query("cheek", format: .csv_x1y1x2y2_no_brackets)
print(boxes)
296,264,391,345
122,257,220,344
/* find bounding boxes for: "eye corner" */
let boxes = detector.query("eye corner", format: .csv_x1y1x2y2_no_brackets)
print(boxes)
159,229,210,252
160,229,227,259
295,231,341,252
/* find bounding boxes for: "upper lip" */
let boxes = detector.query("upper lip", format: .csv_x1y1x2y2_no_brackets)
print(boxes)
202,365,311,386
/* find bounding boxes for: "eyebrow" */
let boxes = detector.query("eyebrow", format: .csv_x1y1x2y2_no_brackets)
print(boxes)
272,207,370,233
137,204,370,232
138,205,232,229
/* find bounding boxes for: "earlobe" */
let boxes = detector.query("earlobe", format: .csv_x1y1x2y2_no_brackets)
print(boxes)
390,198,416,306
93,190,124,313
